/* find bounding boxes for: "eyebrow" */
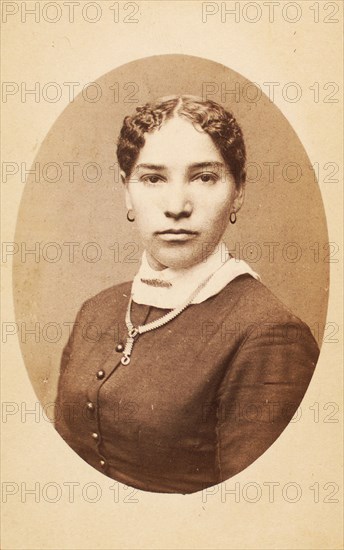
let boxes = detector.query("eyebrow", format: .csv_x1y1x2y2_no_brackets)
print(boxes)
135,163,167,171
189,162,225,171
135,161,225,171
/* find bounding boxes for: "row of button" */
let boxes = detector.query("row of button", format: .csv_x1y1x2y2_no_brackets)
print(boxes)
88,343,124,470
91,433,106,468
95,343,124,381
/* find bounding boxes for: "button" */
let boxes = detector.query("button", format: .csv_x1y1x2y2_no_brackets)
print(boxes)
96,370,105,379
91,432,99,440
86,402,95,411
100,460,106,467
115,343,124,352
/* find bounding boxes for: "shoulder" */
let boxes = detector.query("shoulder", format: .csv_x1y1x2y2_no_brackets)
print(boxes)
216,276,320,384
82,280,132,308
219,274,310,327
216,274,320,353
75,280,132,324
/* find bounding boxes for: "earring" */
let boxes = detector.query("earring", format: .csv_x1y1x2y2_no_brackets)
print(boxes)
126,209,135,222
229,211,237,224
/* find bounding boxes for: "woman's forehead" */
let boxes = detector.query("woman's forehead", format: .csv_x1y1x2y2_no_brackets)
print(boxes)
135,116,223,168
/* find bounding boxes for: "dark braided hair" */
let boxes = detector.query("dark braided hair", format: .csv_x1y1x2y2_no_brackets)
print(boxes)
116,95,246,188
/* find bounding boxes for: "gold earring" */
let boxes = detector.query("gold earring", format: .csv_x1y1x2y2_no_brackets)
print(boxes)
229,211,237,224
127,209,135,222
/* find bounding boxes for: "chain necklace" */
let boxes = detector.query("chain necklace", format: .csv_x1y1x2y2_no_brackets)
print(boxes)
120,268,220,365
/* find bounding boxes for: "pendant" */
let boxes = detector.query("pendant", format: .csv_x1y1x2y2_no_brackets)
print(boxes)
120,327,139,365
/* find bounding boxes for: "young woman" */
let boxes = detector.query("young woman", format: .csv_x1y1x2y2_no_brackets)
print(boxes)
55,95,319,494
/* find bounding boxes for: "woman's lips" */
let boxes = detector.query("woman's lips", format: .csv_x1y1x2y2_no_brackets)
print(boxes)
156,229,199,242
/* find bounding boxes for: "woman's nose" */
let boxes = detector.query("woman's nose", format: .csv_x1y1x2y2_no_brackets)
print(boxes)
163,184,193,220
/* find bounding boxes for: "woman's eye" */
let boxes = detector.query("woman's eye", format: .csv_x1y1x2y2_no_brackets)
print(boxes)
195,173,218,184
141,175,163,185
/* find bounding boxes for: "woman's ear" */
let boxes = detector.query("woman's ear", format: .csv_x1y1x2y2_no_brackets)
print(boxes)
120,170,127,185
122,169,134,211
233,184,245,213
125,186,133,211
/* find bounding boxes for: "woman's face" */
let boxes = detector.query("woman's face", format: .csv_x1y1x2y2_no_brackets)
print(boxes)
122,116,244,270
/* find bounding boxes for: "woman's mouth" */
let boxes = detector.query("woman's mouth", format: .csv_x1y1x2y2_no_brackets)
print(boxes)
156,229,199,241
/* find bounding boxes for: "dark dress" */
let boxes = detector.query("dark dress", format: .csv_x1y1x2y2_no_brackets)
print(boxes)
54,274,319,494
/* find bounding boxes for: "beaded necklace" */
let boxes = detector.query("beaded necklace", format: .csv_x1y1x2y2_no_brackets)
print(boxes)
120,268,219,365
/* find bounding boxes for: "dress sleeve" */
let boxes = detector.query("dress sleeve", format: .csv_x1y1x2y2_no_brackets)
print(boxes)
58,301,90,376
216,318,320,481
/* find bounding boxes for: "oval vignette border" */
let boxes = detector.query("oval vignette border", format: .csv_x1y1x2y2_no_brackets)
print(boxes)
13,53,329,419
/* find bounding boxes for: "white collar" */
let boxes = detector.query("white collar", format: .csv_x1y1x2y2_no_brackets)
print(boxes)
131,242,260,309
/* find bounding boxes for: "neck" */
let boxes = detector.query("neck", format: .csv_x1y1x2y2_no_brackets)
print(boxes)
145,245,225,273
131,241,260,308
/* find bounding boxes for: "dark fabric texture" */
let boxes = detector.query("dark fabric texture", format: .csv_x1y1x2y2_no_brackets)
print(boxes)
54,274,319,494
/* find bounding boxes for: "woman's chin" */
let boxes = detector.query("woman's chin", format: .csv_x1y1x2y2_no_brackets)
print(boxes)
150,243,205,270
